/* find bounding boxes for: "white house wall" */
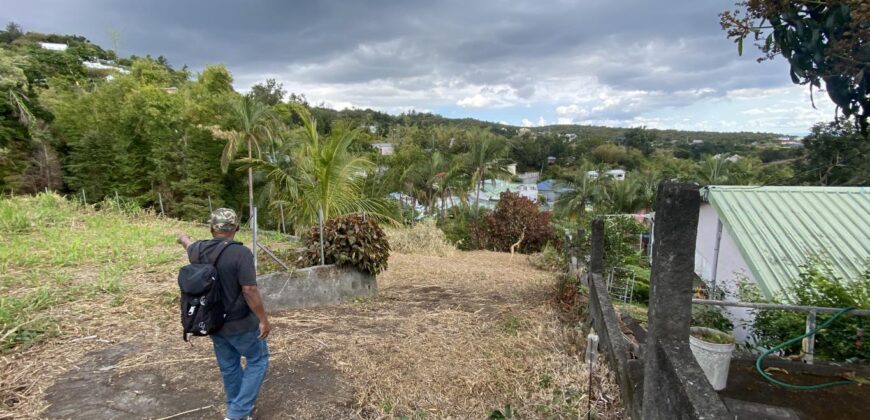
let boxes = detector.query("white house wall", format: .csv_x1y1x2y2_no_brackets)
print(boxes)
695,203,760,343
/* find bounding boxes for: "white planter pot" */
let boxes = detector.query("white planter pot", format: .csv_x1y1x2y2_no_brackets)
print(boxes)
689,327,735,391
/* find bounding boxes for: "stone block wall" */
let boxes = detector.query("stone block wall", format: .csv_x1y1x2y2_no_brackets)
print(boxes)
257,265,377,311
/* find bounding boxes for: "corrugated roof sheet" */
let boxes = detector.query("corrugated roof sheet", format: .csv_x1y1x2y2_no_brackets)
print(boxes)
705,186,870,300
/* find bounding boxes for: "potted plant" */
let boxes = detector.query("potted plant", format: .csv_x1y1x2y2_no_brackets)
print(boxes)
689,326,735,391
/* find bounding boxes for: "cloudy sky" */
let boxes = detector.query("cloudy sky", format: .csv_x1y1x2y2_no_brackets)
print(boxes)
2,0,837,134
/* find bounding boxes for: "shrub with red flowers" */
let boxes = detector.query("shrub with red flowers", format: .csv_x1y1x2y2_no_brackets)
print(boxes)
470,192,555,253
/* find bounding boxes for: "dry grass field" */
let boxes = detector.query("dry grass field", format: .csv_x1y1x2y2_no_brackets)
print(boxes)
1,194,621,419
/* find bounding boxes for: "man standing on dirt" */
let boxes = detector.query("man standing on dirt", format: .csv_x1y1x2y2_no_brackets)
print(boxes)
176,208,271,420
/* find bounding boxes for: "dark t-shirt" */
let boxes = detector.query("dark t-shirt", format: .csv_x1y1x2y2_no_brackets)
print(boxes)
188,239,259,335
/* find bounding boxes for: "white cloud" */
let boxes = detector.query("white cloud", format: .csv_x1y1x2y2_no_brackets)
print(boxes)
457,94,493,108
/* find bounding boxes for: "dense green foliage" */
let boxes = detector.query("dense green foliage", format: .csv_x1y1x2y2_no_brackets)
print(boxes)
794,120,870,185
746,260,870,361
302,213,391,275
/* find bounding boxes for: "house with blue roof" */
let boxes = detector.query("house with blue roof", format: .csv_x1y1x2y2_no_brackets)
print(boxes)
537,179,574,207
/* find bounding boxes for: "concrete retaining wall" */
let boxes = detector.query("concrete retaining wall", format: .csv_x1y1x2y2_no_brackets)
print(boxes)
257,265,377,311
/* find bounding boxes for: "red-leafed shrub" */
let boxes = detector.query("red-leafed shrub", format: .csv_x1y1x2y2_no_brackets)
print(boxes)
470,192,555,253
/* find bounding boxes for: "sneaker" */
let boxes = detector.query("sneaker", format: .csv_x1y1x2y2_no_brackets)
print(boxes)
224,417,253,420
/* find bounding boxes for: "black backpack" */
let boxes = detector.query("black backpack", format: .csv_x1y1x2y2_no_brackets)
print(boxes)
177,240,238,341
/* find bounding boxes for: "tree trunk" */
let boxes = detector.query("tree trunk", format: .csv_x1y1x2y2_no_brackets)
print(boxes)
477,168,488,210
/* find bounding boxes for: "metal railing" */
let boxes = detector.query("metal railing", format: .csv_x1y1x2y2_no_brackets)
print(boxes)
692,299,870,364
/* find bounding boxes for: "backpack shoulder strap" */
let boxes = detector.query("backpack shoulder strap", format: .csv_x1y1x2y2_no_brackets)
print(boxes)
208,240,239,266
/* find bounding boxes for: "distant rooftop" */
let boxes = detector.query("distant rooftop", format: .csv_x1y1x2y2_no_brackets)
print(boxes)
38,42,68,51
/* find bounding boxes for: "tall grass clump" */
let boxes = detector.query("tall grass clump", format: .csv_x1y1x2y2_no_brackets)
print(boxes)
0,192,71,234
386,219,456,257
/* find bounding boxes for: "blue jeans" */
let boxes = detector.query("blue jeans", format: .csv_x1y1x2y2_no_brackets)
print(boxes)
211,328,269,418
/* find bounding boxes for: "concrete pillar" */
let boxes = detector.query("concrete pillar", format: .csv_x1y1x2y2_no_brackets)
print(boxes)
589,219,605,275
644,182,700,341
644,182,724,420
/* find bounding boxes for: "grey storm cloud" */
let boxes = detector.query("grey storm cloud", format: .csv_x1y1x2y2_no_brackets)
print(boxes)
1,0,800,122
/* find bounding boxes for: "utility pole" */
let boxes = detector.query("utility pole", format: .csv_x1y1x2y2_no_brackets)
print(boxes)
318,206,325,266
252,206,258,274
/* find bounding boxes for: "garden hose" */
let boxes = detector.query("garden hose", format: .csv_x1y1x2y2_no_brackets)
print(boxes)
755,307,858,390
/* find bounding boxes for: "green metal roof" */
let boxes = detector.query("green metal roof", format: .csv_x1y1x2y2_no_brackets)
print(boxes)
704,186,870,300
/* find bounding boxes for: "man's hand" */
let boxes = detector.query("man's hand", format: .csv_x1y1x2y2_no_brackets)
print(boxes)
258,320,271,339
242,284,271,340
176,232,192,250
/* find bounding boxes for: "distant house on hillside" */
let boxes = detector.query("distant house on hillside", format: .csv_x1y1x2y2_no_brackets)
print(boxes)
690,139,705,145
38,42,68,51
83,60,129,74
606,169,626,181
547,156,557,165
537,179,573,206
371,143,394,156
713,154,743,163
586,170,599,179
506,163,517,176
517,184,538,203
474,180,538,208
518,172,540,184
694,186,869,342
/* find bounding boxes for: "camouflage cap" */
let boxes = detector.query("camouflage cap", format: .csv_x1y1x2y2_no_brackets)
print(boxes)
209,208,239,232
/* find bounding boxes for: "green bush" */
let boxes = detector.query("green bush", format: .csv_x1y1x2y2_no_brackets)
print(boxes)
528,243,566,272
692,306,734,333
438,206,477,250
749,259,870,361
302,213,390,275
625,264,650,304
603,216,646,268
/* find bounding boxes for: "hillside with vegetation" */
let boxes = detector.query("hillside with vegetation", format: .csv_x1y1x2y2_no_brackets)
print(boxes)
3,23,867,233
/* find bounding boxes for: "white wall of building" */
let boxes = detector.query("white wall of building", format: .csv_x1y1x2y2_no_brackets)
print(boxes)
695,203,760,343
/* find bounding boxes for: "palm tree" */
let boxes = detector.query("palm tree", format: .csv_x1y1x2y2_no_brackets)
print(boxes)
601,176,646,214
465,129,509,209
413,151,452,216
383,142,424,223
243,106,397,232
554,173,600,220
220,96,274,224
697,155,731,186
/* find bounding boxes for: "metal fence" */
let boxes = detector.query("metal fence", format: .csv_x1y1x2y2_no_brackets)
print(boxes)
692,299,870,364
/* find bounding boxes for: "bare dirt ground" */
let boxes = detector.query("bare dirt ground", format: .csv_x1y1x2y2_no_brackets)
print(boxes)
2,251,621,419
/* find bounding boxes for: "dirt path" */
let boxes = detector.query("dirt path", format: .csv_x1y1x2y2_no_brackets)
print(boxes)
8,251,621,419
